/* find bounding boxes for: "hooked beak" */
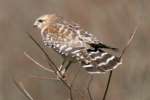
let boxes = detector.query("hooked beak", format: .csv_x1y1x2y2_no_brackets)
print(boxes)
33,24,37,28
33,21,38,28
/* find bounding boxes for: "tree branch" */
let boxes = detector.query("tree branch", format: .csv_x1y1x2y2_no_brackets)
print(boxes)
102,25,139,100
26,33,73,100
102,71,113,100
119,25,138,59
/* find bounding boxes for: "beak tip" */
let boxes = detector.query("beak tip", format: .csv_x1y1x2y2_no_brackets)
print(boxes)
33,25,37,28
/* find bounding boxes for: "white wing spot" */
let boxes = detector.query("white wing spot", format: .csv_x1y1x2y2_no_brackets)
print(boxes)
88,71,103,74
76,53,80,56
91,52,108,61
101,52,108,57
59,45,67,53
72,50,81,54
65,47,72,52
63,29,68,34
82,64,93,68
89,51,99,56
80,56,84,59
98,56,115,67
56,44,60,48
58,25,64,33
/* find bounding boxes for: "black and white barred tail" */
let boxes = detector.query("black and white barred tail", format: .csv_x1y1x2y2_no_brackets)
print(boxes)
46,42,122,74
73,49,122,74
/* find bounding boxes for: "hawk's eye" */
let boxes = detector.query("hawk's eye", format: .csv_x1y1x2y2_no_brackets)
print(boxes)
38,19,44,23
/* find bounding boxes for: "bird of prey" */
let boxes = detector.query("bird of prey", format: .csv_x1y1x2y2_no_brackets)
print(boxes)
33,14,122,75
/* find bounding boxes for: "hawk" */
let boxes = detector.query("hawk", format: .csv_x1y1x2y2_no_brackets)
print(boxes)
33,14,122,75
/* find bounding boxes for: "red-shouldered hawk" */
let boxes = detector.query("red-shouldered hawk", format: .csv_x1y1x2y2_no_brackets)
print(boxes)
33,14,122,74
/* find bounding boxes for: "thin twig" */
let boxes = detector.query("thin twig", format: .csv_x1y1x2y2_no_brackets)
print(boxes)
29,75,59,81
102,71,112,100
87,76,94,100
26,33,73,100
119,25,138,59
26,33,57,70
24,52,54,73
27,33,65,79
102,25,138,100
13,78,34,100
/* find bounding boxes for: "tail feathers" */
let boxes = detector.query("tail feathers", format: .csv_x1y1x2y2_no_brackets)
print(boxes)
81,51,122,74
69,48,122,74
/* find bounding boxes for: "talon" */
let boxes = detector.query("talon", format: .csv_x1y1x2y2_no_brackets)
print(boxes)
56,70,67,80
61,70,67,80
62,74,67,80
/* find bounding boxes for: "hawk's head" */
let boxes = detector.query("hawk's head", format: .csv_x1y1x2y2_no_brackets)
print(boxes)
33,14,58,30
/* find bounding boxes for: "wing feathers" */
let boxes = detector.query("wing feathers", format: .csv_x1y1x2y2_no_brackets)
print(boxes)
89,43,119,52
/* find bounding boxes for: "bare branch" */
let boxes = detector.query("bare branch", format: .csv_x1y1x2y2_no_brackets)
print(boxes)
102,25,139,100
120,25,139,59
26,33,73,100
102,71,113,100
26,33,57,71
13,78,34,100
24,52,54,73
26,33,64,77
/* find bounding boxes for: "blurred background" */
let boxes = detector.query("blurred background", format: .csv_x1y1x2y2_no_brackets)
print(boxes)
0,0,150,100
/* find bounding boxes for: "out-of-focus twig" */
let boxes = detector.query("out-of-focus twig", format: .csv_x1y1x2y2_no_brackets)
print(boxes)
24,52,54,73
102,25,139,100
13,78,34,100
27,33,66,79
26,33,73,100
119,25,138,59
26,33,56,71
